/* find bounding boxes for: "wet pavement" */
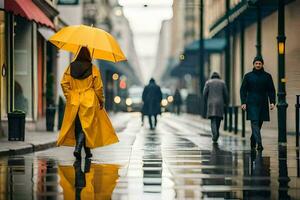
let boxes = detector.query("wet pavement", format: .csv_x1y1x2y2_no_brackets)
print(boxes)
0,113,299,200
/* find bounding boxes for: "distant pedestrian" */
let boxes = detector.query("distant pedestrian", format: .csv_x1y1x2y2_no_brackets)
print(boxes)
173,89,182,115
203,72,228,143
57,47,118,160
240,56,276,151
142,78,163,130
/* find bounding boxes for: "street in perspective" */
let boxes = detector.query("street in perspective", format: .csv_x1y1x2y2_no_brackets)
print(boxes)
0,0,300,199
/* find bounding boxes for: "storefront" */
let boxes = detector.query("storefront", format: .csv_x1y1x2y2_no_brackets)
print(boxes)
1,0,56,134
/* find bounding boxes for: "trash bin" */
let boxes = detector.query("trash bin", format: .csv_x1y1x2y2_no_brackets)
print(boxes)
8,110,26,141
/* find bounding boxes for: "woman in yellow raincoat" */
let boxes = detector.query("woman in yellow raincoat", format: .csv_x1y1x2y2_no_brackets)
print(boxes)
57,47,119,159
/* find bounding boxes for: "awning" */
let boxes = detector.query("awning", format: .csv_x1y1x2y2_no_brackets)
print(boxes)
185,38,226,53
4,0,54,29
170,63,197,78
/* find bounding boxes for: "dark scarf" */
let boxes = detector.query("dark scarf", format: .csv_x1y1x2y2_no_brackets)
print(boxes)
252,67,264,74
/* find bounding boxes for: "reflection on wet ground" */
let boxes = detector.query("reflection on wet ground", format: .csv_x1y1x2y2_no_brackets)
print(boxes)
0,114,300,199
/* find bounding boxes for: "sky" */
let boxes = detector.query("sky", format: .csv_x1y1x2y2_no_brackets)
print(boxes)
118,0,173,83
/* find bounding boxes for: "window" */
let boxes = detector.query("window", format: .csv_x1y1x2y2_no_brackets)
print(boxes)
13,16,33,118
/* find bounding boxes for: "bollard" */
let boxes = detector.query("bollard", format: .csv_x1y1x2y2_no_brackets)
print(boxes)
297,150,299,177
229,106,233,132
296,95,300,147
242,109,246,137
234,106,238,134
224,107,228,131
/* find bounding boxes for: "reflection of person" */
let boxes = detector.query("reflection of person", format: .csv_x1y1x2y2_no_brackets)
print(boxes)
73,159,91,200
173,89,182,115
240,56,276,151
58,161,119,199
202,143,233,198
246,150,271,198
142,78,162,130
57,47,119,160
14,81,28,114
203,72,228,143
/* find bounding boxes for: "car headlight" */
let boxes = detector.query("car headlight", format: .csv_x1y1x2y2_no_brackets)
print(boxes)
114,96,121,104
167,96,174,103
126,98,133,106
161,99,168,107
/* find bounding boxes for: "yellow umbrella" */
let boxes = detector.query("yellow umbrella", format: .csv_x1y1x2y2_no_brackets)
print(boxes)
49,25,126,62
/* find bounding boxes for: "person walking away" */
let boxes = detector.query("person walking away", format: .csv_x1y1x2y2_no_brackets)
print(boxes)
142,78,163,130
240,56,276,151
203,72,228,143
57,47,119,160
173,89,182,115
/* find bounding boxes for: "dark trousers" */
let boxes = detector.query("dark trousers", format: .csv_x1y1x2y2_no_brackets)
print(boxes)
75,114,88,151
175,104,181,115
250,120,263,146
210,117,222,142
148,115,157,129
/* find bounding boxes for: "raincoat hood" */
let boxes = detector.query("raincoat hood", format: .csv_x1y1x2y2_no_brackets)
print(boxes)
70,47,92,79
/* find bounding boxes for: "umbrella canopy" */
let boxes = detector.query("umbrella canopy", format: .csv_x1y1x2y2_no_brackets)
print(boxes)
49,25,126,63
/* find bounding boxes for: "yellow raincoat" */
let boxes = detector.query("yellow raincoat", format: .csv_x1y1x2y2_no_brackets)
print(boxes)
57,63,119,148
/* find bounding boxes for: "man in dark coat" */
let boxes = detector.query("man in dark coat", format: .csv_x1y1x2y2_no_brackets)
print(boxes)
173,88,182,115
240,56,276,151
142,78,163,130
203,72,228,143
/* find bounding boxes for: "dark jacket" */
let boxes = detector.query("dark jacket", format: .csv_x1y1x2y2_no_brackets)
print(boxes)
173,90,182,105
142,83,162,115
240,68,276,121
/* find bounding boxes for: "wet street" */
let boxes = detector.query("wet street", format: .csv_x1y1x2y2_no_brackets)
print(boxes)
0,113,300,200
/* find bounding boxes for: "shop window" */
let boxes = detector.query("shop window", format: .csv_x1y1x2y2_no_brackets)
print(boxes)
13,16,33,118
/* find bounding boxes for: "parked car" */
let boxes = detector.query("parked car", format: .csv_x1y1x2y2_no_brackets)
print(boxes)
161,88,173,112
126,86,143,112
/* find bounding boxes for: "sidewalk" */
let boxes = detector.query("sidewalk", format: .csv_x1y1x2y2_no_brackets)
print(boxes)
0,112,131,157
178,113,298,149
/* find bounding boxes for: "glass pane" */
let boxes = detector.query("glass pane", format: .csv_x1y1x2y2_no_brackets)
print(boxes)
0,11,7,119
14,17,32,118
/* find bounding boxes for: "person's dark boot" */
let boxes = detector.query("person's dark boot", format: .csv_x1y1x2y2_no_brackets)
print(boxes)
74,133,85,160
84,158,91,173
84,146,93,159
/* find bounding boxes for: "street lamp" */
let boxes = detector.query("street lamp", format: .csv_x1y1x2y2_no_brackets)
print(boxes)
277,0,288,144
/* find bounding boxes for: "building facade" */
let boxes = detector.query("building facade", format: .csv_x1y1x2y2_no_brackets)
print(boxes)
0,0,59,136
206,0,300,132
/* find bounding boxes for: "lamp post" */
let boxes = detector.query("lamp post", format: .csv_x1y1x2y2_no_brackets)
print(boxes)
277,0,288,144
199,0,204,93
256,3,262,56
199,0,205,116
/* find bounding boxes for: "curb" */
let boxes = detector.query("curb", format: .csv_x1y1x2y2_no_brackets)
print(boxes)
0,141,57,157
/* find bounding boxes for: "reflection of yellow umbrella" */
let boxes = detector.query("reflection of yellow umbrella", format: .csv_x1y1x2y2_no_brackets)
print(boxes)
49,25,126,62
58,162,119,200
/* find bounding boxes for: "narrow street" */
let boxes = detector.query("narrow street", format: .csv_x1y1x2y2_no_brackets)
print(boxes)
0,112,299,200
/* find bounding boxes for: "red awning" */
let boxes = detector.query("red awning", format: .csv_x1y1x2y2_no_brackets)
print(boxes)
4,0,55,29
